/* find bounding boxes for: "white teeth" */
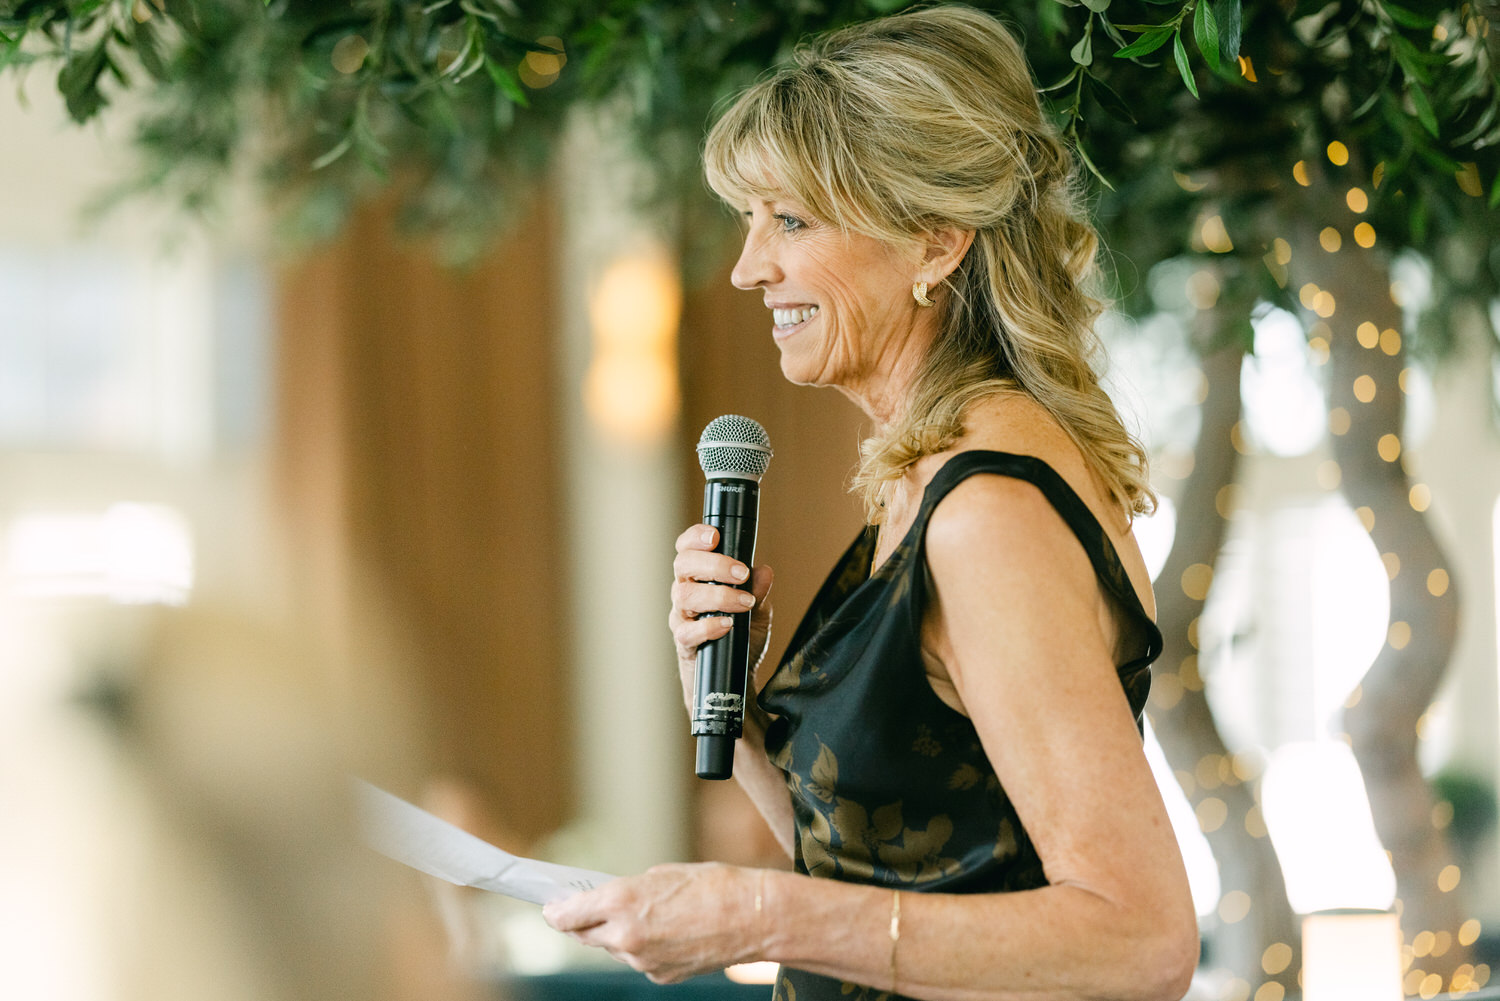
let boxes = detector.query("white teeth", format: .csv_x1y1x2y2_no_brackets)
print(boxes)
772,305,819,327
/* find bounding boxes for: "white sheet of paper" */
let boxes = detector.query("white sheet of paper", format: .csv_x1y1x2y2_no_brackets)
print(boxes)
355,779,615,906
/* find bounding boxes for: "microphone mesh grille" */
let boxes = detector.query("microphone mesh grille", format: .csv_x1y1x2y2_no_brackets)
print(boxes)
697,415,773,478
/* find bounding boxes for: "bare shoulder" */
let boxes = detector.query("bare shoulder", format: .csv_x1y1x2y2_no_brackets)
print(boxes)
952,393,1111,517
922,391,1156,619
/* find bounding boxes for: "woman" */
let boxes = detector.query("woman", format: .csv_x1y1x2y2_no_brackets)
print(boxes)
543,7,1199,999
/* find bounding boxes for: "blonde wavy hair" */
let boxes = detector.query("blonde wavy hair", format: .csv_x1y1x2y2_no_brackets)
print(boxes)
703,4,1154,519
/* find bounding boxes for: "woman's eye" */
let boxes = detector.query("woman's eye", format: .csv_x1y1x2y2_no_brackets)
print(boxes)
775,214,805,233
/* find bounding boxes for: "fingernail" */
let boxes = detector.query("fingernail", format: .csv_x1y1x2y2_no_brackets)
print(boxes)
702,528,715,545
731,564,748,581
739,592,756,608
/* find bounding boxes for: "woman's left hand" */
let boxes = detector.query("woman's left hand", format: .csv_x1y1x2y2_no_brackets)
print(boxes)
542,862,765,984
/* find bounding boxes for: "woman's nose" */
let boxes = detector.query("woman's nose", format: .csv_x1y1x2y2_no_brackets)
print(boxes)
730,228,778,290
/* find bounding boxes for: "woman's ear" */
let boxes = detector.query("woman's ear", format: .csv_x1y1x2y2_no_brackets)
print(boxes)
919,226,976,284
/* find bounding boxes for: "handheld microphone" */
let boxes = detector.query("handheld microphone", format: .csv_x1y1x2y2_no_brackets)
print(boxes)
692,415,773,780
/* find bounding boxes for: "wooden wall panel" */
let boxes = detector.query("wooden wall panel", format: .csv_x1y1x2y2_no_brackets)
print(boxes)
274,200,569,843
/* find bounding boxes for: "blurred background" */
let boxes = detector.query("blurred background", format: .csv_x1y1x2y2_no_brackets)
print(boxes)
1,2,1497,1000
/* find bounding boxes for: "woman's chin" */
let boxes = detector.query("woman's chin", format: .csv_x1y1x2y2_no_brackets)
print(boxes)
777,352,826,388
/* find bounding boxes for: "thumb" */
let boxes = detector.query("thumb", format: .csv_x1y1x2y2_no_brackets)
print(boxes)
750,565,774,605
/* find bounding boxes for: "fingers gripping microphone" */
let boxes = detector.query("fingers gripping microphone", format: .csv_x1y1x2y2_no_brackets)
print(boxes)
692,415,772,780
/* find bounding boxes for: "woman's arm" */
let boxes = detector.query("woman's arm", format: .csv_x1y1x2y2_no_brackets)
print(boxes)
667,524,794,858
548,482,1197,1001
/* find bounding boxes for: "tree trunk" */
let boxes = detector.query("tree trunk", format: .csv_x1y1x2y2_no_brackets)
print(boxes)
1286,183,1469,988
1149,294,1303,994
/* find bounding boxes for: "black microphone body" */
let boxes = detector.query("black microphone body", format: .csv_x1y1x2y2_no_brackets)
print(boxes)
692,477,760,779
690,415,772,780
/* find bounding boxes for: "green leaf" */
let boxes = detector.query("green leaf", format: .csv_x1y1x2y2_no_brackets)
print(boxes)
1193,0,1221,73
1489,171,1500,210
56,33,111,123
1455,99,1498,146
484,55,528,107
1073,139,1115,191
1173,31,1199,98
1070,27,1093,67
310,133,353,170
1381,1,1436,30
127,18,170,83
1039,65,1080,93
1390,35,1434,87
1412,140,1461,174
1114,26,1173,59
1085,73,1136,123
1080,0,1111,11
1211,0,1241,61
1408,82,1439,137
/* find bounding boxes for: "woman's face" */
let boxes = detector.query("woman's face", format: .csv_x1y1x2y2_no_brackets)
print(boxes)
730,194,936,416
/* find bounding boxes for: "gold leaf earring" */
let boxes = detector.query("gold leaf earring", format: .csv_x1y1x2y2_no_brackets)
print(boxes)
912,281,934,307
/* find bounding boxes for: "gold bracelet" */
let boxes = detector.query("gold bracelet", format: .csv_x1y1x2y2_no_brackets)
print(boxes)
889,889,901,994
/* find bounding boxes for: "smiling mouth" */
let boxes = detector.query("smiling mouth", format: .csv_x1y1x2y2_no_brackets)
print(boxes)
772,305,819,332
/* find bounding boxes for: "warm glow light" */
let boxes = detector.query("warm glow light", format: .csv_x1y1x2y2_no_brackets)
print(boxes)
1327,141,1350,166
1319,227,1343,252
1387,620,1411,650
1181,563,1215,601
1354,222,1377,248
584,252,681,444
726,962,780,984
331,34,369,74
1219,890,1252,923
1456,162,1483,197
1303,910,1403,1001
1357,322,1380,348
1346,188,1369,213
519,36,566,88
1293,161,1311,186
1200,215,1234,254
1186,268,1222,308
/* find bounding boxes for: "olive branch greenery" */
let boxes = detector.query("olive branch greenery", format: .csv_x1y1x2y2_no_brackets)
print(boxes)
1,0,1497,337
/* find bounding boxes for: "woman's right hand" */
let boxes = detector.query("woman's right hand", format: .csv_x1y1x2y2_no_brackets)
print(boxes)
668,524,774,710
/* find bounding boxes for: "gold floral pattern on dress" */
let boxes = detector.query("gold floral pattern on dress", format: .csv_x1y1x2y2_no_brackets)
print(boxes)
948,763,982,790
807,741,839,803
797,741,962,885
911,724,942,757
993,815,1019,861
837,981,893,1001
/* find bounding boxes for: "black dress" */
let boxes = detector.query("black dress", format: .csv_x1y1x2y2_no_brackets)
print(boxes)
757,450,1163,1001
